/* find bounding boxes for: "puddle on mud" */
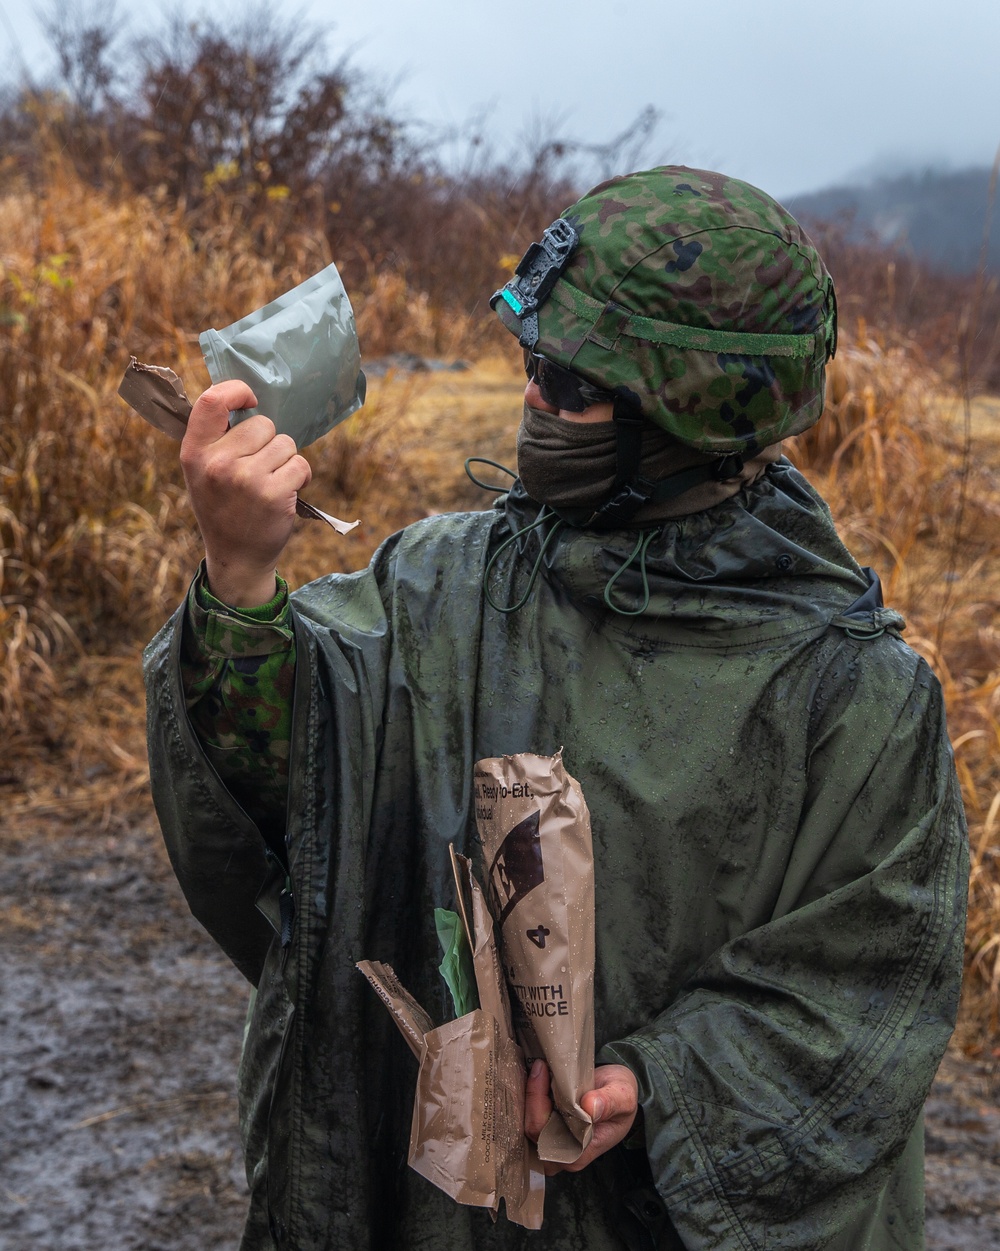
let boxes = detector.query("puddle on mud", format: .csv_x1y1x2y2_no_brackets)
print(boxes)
0,818,248,1250
1,814,996,1249
924,1052,1000,1249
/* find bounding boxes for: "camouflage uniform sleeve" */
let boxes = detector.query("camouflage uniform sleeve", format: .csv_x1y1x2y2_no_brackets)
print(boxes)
180,565,295,853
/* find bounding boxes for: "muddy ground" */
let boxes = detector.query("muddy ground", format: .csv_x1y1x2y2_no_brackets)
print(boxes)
2,811,999,1250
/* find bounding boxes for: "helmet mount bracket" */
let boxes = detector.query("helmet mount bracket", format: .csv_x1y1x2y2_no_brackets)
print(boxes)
490,219,580,350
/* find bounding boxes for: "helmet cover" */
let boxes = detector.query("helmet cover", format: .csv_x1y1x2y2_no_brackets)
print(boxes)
494,166,837,455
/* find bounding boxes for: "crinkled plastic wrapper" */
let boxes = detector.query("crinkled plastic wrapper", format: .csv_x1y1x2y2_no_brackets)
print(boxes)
475,750,596,1165
199,261,366,450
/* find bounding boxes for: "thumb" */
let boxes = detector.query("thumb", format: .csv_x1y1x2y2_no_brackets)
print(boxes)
184,381,259,448
584,1072,638,1125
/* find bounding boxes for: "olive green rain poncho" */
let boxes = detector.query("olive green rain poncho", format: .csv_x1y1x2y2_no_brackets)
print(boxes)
144,168,968,1251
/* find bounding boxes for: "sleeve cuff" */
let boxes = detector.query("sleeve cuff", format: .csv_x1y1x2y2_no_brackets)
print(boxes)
185,561,294,659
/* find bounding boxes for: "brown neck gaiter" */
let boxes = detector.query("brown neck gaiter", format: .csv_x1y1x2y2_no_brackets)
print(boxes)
516,402,782,524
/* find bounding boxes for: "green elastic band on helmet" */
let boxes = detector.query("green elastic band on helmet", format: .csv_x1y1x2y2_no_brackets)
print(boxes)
622,313,817,358
551,282,822,360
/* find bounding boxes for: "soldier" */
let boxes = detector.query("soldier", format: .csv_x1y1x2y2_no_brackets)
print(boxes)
146,166,968,1249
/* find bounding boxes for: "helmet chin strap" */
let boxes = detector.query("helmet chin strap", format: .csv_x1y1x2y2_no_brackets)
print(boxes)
555,395,745,529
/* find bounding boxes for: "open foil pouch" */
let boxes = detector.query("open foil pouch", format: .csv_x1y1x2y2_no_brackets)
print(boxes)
198,260,366,450
117,261,372,534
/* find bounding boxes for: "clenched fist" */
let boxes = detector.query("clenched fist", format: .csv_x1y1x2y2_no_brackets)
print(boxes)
524,1061,639,1176
179,381,312,607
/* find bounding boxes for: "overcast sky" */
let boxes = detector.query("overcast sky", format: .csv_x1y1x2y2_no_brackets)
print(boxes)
1,0,998,199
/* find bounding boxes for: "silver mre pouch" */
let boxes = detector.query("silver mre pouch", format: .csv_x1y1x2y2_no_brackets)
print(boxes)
199,260,366,450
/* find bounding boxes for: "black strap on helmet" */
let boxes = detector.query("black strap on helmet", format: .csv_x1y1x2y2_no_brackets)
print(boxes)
555,394,745,529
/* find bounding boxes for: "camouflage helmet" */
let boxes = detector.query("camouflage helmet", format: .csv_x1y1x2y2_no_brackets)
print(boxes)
492,165,837,457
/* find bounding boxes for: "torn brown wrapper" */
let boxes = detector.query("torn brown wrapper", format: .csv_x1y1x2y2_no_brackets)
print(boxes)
116,357,360,536
116,358,193,440
475,750,596,1166
357,854,545,1230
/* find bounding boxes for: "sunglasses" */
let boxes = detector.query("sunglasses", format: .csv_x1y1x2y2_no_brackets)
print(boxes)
523,351,615,413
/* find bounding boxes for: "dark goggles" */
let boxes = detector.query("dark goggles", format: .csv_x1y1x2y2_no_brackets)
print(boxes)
523,351,615,413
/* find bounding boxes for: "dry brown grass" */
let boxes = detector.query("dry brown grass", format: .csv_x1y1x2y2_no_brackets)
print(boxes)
0,161,461,759
2,161,999,1038
789,344,1000,1041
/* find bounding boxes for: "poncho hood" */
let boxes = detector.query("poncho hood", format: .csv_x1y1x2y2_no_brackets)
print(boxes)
494,459,874,639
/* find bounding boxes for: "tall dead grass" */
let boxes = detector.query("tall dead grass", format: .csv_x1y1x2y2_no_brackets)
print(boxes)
0,160,449,755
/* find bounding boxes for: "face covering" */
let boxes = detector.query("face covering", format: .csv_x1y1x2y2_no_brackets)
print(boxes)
516,401,783,524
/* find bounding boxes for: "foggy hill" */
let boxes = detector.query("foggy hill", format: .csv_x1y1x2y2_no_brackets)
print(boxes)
786,166,999,275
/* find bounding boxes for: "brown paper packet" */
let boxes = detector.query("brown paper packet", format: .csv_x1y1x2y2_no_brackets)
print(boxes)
356,959,433,1060
449,852,547,1218
451,848,513,1036
474,749,596,1165
410,1010,543,1223
357,857,545,1229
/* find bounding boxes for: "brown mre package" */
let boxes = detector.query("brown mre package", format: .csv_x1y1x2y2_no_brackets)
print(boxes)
474,749,596,1165
357,851,544,1229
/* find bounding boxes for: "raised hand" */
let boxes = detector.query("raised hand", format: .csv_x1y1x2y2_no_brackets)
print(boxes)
179,381,312,607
